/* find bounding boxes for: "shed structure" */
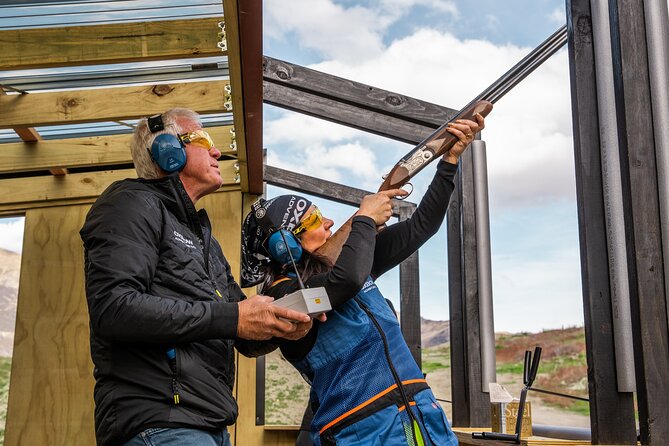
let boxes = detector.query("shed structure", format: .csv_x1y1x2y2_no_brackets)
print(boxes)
1,0,669,445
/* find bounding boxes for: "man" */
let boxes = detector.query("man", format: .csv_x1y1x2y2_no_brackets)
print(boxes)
80,108,316,446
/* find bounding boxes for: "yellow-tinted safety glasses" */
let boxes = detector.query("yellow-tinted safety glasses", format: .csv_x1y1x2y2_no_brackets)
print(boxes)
292,208,323,236
179,129,216,150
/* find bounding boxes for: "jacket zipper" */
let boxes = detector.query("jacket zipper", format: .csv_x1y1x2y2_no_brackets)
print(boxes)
167,348,181,405
354,297,424,446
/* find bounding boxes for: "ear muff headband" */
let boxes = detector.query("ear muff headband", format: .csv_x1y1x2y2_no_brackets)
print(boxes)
251,199,303,265
147,114,187,173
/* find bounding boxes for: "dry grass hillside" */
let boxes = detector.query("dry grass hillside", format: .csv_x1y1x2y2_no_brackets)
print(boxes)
0,248,19,443
265,324,589,428
0,249,19,357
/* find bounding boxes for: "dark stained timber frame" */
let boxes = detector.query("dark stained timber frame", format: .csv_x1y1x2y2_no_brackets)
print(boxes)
609,0,669,442
447,178,469,427
263,56,457,145
457,149,490,427
566,0,638,443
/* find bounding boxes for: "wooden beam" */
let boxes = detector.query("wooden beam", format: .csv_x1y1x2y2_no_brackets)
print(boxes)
0,160,239,208
1,87,42,145
263,57,458,128
565,1,638,442
0,81,230,128
398,204,421,368
0,126,236,175
222,0,249,193
264,81,436,145
447,179,469,427
262,58,461,145
610,0,669,441
0,17,225,70
263,165,413,214
0,185,242,217
237,0,264,195
459,149,490,427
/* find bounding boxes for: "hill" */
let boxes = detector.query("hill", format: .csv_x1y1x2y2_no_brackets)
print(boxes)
265,325,588,426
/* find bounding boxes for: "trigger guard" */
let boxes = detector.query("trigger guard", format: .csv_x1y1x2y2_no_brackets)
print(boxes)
396,182,413,200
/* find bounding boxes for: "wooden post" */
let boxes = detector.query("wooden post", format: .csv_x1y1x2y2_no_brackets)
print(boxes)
609,0,669,442
447,178,469,427
399,203,421,367
449,151,490,427
565,0,639,443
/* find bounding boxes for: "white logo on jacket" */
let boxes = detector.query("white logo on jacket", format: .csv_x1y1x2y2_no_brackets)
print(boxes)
362,279,376,292
173,230,196,248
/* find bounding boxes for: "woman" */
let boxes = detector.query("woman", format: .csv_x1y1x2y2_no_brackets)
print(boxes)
241,114,484,446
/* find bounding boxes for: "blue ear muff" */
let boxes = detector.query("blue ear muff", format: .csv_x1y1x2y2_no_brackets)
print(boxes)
267,229,302,265
151,134,187,173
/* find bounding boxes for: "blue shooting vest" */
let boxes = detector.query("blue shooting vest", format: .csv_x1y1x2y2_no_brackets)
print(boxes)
291,278,458,446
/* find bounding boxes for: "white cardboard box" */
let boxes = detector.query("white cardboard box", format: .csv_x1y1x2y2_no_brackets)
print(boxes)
272,287,331,316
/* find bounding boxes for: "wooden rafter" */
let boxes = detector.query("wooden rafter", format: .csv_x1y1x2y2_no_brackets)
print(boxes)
0,88,60,174
264,165,413,214
0,81,230,129
0,160,239,211
263,56,458,144
0,126,236,175
0,17,225,70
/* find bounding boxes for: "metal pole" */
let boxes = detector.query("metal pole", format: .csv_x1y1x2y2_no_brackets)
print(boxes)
590,0,636,392
471,140,496,392
643,0,669,332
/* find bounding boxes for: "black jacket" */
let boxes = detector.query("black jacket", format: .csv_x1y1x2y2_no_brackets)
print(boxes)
81,174,272,446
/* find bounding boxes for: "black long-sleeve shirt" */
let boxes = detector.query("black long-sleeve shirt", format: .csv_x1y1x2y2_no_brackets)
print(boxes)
268,160,458,361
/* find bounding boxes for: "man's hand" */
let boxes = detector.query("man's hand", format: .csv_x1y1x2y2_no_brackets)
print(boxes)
357,189,409,226
281,312,327,341
237,295,313,341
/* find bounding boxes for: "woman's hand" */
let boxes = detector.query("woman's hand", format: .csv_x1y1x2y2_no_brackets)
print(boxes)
356,189,408,226
443,112,486,164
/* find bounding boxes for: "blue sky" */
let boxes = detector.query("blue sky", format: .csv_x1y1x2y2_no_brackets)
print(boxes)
261,0,581,332
0,0,582,332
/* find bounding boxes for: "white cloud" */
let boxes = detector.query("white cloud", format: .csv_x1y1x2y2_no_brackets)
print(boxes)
548,7,566,26
380,0,459,16
265,112,362,146
268,140,381,190
306,29,574,211
0,218,25,254
264,0,389,62
264,0,460,63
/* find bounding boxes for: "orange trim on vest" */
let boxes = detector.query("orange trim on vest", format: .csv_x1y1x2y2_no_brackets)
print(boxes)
271,277,292,287
319,379,427,434
397,401,417,412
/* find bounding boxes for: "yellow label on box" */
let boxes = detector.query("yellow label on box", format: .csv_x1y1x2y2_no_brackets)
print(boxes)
491,401,532,438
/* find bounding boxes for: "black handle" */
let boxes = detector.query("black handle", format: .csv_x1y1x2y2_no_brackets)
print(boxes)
471,431,520,443
527,346,542,387
523,350,531,385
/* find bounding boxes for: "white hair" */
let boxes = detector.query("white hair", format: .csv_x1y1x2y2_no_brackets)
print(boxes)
130,108,202,179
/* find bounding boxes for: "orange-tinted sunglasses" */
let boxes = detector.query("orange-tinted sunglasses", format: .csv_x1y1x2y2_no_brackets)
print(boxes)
179,129,216,150
292,208,323,236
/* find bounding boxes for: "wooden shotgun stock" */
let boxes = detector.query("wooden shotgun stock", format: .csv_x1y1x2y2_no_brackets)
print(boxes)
315,99,493,263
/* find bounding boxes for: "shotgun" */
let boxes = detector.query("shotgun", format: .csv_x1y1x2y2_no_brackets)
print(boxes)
315,25,568,263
